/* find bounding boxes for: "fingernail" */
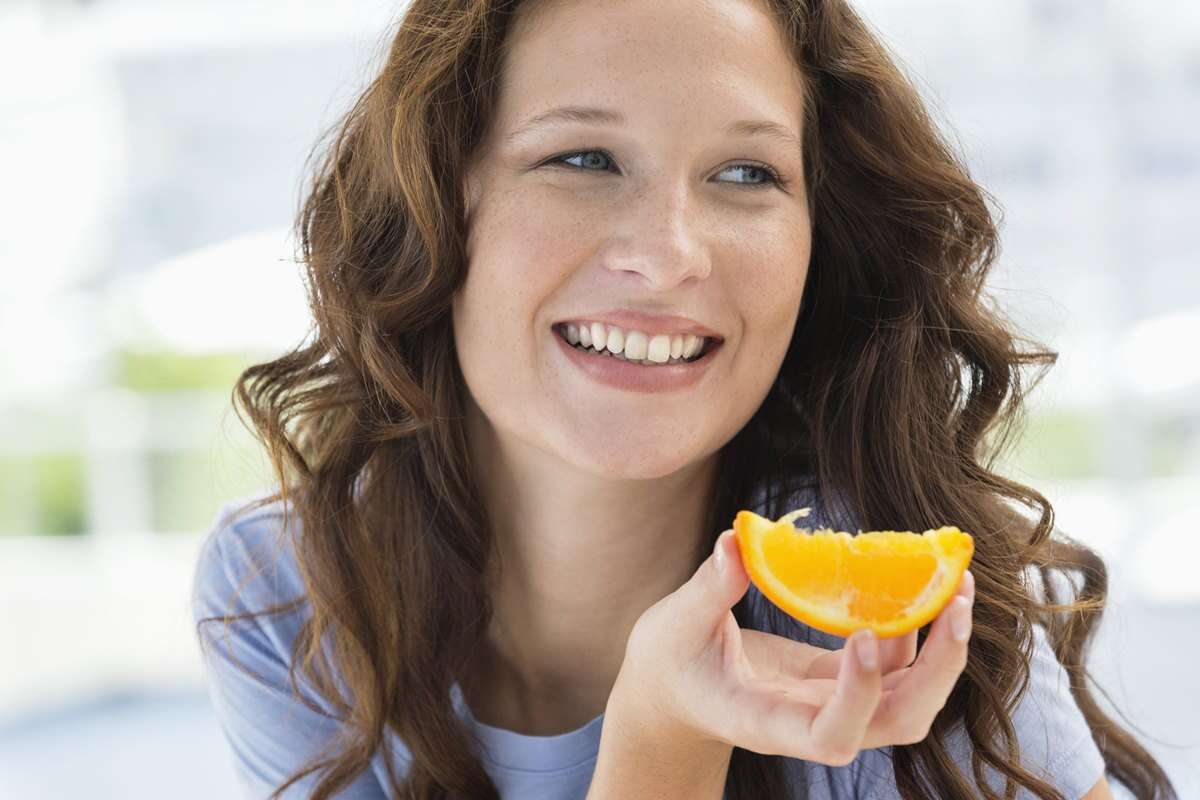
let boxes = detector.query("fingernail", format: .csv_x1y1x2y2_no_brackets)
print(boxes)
963,570,975,601
951,597,971,643
714,532,727,575
856,630,878,671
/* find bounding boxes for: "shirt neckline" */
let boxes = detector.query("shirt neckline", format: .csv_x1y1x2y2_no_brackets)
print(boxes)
449,681,605,774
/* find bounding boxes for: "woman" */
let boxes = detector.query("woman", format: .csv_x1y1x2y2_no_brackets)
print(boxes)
192,0,1177,798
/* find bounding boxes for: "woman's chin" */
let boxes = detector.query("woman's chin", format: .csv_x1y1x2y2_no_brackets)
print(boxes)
555,433,710,481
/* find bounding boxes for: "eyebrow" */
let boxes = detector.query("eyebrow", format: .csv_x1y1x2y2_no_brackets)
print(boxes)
505,105,803,151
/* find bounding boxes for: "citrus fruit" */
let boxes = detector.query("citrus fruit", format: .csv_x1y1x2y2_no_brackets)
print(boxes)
732,507,974,638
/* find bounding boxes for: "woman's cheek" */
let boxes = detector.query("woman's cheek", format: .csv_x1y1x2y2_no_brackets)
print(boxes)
500,204,601,279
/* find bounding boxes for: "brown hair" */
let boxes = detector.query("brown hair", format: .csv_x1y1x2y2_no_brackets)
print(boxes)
197,0,1177,797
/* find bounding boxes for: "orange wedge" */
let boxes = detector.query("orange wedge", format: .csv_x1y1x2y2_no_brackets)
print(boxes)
733,508,974,638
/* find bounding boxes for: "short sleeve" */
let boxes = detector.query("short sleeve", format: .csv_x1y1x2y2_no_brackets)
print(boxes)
857,621,1106,799
191,500,388,799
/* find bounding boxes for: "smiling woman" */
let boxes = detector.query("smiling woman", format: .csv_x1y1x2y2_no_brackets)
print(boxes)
191,1,1176,799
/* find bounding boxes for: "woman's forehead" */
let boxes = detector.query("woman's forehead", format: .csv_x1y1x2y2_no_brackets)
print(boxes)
495,0,806,142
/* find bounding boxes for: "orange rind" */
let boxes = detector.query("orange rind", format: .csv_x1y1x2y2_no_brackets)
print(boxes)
733,508,974,638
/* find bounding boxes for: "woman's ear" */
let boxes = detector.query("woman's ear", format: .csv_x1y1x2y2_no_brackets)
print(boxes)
461,159,483,220
460,173,483,265
461,173,476,221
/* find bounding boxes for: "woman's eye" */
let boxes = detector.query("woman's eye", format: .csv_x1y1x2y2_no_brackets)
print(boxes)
550,150,617,173
717,163,783,188
545,150,784,189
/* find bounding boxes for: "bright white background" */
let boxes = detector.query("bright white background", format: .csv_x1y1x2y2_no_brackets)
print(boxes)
1,0,1197,797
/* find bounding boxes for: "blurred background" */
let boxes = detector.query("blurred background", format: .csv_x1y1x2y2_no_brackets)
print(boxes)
0,0,1196,797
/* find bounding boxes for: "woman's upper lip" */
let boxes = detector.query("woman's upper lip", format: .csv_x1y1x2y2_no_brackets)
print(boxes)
553,309,724,340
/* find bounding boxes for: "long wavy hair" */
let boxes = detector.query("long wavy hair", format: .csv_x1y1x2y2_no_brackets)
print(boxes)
197,0,1177,797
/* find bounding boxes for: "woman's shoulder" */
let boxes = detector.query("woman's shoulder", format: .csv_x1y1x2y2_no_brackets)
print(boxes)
190,491,391,797
191,489,309,627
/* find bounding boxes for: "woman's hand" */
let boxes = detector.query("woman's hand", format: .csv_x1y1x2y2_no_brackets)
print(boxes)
608,528,975,767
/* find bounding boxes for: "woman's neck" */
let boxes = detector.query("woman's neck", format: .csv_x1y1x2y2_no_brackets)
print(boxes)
461,406,718,735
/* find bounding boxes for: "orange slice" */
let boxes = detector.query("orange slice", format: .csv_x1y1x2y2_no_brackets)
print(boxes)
733,507,974,638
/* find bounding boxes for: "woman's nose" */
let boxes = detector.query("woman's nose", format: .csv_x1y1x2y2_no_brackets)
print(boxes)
602,180,713,290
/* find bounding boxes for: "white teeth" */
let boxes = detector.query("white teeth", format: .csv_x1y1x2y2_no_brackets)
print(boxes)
557,322,714,365
605,327,624,355
623,330,648,360
647,334,672,364
590,322,607,352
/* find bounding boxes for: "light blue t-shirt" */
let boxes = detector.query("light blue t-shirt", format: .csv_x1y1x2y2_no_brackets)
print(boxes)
191,491,1107,799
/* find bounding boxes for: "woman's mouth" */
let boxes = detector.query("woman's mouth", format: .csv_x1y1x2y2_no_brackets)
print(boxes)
550,321,723,393
552,322,718,366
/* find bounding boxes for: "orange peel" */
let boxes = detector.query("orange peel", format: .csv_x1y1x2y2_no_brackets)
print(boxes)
733,508,974,638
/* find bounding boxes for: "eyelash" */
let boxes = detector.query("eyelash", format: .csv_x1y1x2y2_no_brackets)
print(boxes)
543,149,789,190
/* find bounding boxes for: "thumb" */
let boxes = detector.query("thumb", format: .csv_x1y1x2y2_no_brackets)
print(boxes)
673,529,751,637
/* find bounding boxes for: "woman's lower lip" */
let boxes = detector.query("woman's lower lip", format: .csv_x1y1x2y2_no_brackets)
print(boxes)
552,330,720,393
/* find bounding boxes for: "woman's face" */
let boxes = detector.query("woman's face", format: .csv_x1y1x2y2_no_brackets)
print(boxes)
453,0,812,480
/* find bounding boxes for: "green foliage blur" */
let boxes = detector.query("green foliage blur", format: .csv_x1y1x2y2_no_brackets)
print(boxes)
0,349,270,537
115,350,251,393
0,453,86,535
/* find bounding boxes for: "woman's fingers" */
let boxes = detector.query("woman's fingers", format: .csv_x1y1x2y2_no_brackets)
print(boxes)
806,630,884,764
740,628,837,684
758,669,907,707
881,629,918,670
860,571,974,749
739,627,911,692
731,635,883,761
800,627,915,681
736,569,975,759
